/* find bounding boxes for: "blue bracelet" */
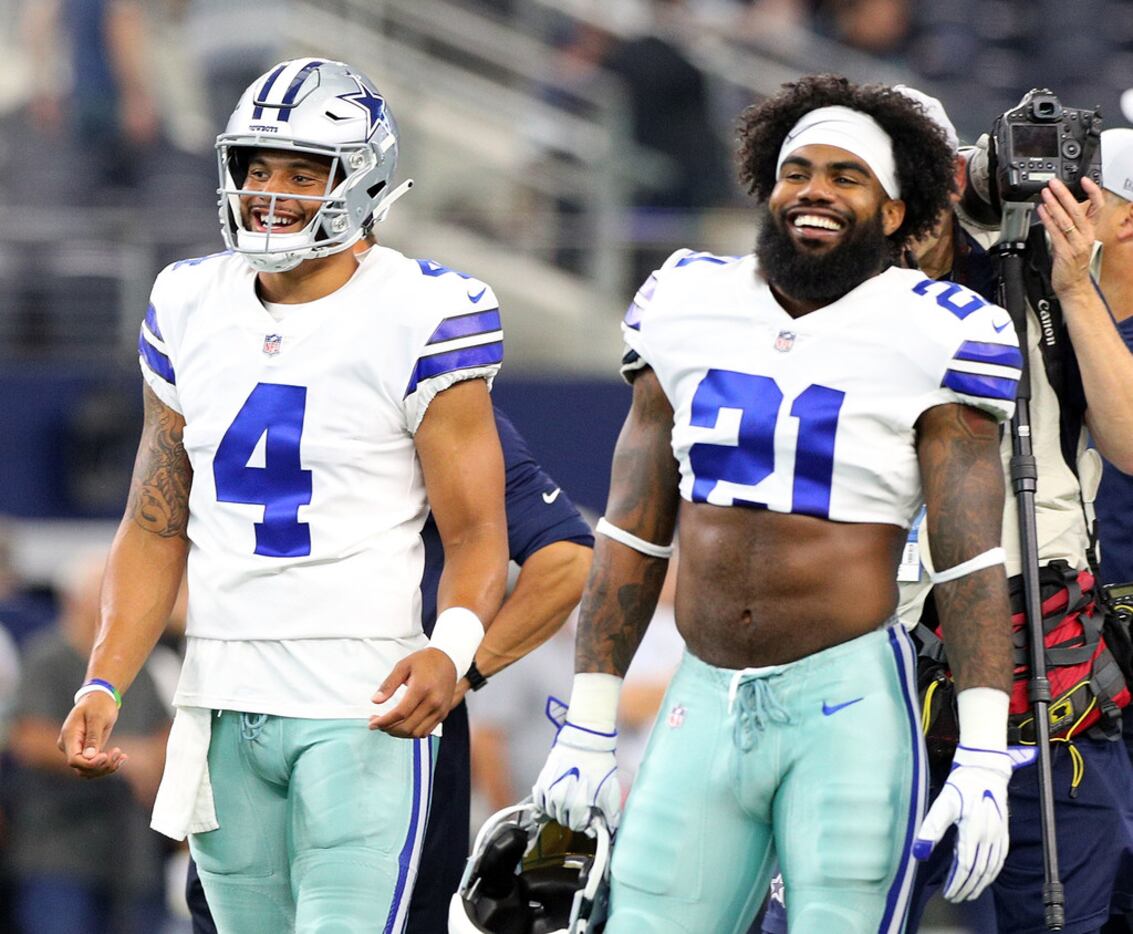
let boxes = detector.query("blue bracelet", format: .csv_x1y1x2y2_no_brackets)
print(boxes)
74,678,122,709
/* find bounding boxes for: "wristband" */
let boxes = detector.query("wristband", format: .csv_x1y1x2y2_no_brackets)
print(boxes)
956,686,1009,751
566,672,623,734
74,678,122,709
465,658,489,692
430,607,484,680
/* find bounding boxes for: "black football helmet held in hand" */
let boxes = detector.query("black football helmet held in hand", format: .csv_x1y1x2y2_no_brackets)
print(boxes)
449,802,610,934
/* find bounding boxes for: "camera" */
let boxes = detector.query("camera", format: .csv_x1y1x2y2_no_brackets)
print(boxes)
962,89,1102,222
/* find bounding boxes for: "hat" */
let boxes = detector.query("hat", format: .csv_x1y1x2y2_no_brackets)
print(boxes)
894,84,960,152
1121,88,1133,124
1102,128,1133,202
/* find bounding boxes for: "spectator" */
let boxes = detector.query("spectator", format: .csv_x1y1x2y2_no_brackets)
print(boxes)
7,549,171,934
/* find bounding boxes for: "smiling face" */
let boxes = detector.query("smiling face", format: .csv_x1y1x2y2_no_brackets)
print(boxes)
758,143,906,312
238,149,338,236
768,143,904,252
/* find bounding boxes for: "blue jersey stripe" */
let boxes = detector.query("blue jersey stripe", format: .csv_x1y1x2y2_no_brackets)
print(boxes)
953,340,1024,369
277,60,325,121
405,340,503,397
383,737,427,934
624,300,644,330
426,309,501,345
251,62,288,120
674,252,736,267
143,302,164,342
942,369,1018,401
138,331,176,385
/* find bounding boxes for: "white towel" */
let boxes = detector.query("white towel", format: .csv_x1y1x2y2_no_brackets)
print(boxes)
150,706,220,841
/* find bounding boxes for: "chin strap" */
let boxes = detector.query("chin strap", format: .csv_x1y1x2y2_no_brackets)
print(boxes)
372,178,414,225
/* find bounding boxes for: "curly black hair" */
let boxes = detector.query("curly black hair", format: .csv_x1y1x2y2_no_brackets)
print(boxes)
736,74,956,245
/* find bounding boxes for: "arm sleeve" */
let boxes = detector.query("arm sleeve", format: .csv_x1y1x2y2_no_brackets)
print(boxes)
403,277,504,433
495,409,595,565
917,283,1023,423
137,275,182,414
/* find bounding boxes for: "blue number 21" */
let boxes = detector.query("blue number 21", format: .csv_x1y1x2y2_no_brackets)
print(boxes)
688,369,844,517
213,383,313,557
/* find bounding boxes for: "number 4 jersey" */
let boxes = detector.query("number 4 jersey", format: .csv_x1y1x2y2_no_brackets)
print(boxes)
621,249,1021,528
137,246,502,716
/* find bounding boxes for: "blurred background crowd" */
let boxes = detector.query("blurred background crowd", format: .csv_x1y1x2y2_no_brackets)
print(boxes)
0,0,1130,931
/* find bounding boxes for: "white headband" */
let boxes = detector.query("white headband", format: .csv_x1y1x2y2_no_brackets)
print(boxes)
776,105,901,199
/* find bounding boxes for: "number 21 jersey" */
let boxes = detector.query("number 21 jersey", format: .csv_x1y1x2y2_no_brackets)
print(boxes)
621,249,1021,528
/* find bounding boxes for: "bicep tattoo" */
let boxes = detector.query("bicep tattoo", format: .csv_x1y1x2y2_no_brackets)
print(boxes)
127,385,192,538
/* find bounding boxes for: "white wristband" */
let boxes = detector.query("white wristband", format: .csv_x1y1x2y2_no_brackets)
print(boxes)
957,686,1010,752
928,547,1006,584
74,683,119,707
566,672,623,734
596,517,674,559
429,607,484,679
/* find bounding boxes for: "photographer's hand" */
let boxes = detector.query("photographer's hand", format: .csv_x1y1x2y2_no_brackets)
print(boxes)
1038,176,1103,299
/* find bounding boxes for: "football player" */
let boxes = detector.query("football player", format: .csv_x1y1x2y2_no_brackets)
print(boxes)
532,74,1024,933
58,57,509,933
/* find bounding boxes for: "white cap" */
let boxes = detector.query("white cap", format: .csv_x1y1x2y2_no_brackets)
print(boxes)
1102,128,1133,202
1121,88,1133,124
894,84,960,152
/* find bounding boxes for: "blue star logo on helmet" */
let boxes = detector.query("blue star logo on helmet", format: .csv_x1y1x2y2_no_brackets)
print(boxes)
337,75,387,140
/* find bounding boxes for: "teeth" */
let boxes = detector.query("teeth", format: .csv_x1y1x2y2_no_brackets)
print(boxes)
793,214,842,231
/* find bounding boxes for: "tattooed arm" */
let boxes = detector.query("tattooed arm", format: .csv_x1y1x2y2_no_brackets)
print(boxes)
533,367,679,829
58,382,192,778
915,402,1012,693
576,367,681,677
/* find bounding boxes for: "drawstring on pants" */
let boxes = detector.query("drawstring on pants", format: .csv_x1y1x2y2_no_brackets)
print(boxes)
728,669,790,752
240,712,268,741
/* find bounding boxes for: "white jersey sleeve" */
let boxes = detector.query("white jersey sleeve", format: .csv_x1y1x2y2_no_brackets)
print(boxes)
401,259,503,433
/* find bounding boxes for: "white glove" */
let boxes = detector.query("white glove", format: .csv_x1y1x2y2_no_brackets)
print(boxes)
912,745,1035,902
532,721,621,832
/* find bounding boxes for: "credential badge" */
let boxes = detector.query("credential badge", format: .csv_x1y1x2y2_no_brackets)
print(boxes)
262,333,283,356
774,329,796,353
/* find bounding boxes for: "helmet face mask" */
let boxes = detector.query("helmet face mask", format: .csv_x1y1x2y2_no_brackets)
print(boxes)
216,57,402,273
449,803,611,934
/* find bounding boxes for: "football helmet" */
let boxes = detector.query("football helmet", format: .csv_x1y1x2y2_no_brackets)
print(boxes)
216,57,411,272
449,801,611,934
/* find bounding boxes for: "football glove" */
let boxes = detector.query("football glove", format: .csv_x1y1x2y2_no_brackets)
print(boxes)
532,721,621,832
913,744,1036,902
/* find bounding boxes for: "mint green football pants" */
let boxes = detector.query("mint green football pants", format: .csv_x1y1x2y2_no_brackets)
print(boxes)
607,621,926,934
188,712,436,934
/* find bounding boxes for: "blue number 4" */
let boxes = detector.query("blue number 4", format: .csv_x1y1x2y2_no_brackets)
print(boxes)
688,369,844,517
214,383,313,557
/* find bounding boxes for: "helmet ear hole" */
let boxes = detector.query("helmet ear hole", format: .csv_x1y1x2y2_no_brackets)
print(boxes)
476,825,528,898
367,179,388,200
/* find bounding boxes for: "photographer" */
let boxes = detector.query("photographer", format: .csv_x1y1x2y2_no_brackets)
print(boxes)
903,93,1133,934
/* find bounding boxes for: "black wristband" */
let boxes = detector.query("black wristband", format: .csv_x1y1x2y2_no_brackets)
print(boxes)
465,659,489,691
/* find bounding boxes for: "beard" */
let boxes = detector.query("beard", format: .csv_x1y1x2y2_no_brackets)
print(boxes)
754,204,894,306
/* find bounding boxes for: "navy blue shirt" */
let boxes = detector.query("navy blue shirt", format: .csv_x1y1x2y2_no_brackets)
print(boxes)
1095,315,1133,586
418,407,594,635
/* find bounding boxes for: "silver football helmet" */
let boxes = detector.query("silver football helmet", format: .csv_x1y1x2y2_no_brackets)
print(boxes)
449,802,611,934
216,57,411,272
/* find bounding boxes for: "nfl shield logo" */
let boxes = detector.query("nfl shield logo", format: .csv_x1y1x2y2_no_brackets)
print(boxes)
774,330,796,353
262,333,283,356
667,704,686,729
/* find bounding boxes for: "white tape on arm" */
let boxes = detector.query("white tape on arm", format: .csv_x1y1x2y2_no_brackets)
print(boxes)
566,672,623,734
957,686,1010,751
927,547,1006,584
429,607,484,679
596,517,673,559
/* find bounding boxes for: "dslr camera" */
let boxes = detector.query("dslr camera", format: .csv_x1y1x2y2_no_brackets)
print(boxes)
963,88,1102,221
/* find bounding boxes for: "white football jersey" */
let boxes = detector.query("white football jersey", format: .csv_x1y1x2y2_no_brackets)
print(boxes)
138,246,503,652
621,250,1021,528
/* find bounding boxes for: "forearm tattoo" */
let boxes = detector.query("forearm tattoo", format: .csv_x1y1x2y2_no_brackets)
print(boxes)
127,387,192,539
575,370,679,677
919,404,1013,693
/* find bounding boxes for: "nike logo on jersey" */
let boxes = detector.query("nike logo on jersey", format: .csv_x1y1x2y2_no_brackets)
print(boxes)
467,287,487,303
542,488,561,504
822,697,864,716
992,319,1011,333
